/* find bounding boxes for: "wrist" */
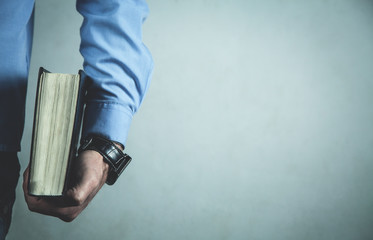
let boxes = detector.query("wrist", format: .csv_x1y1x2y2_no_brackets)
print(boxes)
78,135,132,185
79,149,110,177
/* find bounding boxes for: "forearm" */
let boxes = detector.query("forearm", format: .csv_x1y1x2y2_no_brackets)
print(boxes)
76,0,154,146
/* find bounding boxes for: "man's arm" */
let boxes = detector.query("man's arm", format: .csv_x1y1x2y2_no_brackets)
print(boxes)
78,0,153,145
23,0,153,221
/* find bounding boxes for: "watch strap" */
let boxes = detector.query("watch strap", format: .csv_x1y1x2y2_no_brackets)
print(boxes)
79,135,132,185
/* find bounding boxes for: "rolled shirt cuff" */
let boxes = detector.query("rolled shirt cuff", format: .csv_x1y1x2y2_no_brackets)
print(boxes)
81,101,133,147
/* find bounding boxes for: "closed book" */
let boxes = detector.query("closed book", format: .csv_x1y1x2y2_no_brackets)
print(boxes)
28,67,86,196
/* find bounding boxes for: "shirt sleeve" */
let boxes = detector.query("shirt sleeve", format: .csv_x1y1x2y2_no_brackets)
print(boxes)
76,0,153,146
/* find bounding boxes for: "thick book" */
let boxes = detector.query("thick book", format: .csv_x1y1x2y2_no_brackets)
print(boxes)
28,67,86,196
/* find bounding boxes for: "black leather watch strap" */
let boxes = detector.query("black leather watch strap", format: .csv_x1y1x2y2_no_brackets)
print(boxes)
79,135,132,185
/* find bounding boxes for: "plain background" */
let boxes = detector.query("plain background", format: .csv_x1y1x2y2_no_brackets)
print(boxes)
7,0,373,239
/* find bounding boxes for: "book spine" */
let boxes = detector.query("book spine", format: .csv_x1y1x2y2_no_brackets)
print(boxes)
63,70,87,193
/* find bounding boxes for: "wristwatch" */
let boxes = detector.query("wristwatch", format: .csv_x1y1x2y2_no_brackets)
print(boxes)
78,135,132,185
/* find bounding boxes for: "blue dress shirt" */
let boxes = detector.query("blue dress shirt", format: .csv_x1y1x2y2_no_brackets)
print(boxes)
0,0,153,151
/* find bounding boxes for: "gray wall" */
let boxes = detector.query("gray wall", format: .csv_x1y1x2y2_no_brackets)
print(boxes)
8,0,373,239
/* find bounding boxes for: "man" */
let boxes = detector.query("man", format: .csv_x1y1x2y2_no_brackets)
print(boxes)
0,0,153,238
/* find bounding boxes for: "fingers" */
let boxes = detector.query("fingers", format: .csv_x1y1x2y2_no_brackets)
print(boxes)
22,165,77,221
22,165,29,196
22,150,108,222
24,187,87,222
27,198,85,222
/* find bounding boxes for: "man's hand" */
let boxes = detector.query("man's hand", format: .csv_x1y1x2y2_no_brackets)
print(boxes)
22,150,109,222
